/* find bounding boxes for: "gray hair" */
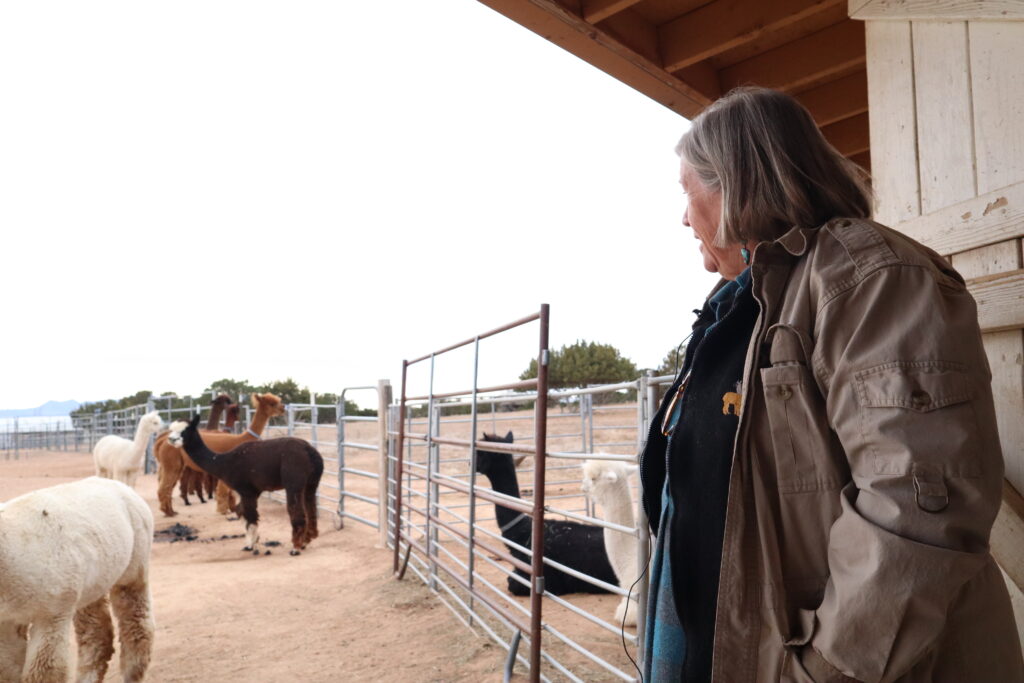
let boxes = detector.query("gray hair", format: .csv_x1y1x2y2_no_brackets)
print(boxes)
676,87,872,246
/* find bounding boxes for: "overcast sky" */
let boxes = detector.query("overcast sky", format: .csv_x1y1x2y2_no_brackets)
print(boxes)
0,0,718,409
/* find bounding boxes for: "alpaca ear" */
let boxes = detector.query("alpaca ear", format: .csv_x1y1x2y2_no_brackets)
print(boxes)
505,430,513,442
251,394,261,409
623,464,639,476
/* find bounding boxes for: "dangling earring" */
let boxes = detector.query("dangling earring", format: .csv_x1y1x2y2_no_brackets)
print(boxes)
740,241,751,265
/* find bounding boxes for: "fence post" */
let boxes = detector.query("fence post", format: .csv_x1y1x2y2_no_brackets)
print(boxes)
287,404,295,437
377,379,393,547
337,395,347,530
144,398,156,474
529,304,550,682
13,418,19,460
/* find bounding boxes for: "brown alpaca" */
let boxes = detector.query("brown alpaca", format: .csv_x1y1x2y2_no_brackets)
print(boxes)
180,413,324,555
179,394,232,506
154,393,285,517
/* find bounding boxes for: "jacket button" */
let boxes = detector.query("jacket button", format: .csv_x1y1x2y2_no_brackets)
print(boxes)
911,390,931,408
778,385,793,400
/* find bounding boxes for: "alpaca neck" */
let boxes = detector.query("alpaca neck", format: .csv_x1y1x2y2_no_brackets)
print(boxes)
596,480,637,583
131,423,152,454
246,408,272,436
183,434,226,478
479,458,527,537
205,404,225,431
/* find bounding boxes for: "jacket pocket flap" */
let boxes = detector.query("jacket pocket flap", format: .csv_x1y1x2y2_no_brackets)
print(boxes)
854,361,973,412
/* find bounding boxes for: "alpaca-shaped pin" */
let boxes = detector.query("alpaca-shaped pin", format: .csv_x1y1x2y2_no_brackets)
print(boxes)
722,391,742,416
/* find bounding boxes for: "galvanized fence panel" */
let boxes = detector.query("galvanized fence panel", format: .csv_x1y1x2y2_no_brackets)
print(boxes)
383,307,683,683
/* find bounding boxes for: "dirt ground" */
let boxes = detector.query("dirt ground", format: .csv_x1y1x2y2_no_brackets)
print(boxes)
0,450,505,683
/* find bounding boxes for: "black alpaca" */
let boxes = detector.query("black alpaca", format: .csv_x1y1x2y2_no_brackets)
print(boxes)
181,413,324,556
475,432,617,596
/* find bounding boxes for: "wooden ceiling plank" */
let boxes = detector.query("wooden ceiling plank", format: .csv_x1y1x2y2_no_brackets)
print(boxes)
720,19,865,94
596,8,661,63
659,0,845,73
794,70,868,127
476,0,711,117
583,0,645,24
849,150,871,174
822,111,869,157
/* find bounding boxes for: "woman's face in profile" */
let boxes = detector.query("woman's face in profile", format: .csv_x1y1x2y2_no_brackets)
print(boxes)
680,160,742,279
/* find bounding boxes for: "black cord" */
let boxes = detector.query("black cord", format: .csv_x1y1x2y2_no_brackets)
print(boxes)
622,540,655,682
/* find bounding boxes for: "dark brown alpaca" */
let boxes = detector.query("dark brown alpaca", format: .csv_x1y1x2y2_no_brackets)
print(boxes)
180,413,324,556
179,394,232,506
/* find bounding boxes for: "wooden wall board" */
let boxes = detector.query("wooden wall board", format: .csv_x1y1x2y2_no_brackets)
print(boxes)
969,270,1024,333
951,239,1022,279
912,21,977,214
969,21,1024,195
851,0,1024,21
896,180,1024,256
865,20,920,225
985,332,1024,495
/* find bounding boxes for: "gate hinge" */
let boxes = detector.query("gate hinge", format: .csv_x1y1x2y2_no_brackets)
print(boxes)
534,576,545,594
540,349,549,366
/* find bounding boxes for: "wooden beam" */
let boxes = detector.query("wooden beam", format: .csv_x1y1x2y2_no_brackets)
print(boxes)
475,0,711,118
896,180,1024,256
821,112,869,157
992,481,1024,593
659,0,844,73
720,20,865,94
794,71,868,127
583,0,644,24
850,0,1024,21
968,269,1024,333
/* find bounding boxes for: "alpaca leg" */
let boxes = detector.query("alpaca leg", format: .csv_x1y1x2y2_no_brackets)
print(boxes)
0,622,28,683
21,614,72,683
157,454,183,517
285,489,307,555
178,469,193,506
110,583,154,683
302,483,319,545
73,596,115,683
215,480,238,516
193,471,206,503
615,596,637,628
204,473,216,499
239,496,261,555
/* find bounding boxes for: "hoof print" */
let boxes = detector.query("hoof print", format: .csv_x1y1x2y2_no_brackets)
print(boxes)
242,546,252,552
289,549,300,556
252,549,260,556
264,550,271,555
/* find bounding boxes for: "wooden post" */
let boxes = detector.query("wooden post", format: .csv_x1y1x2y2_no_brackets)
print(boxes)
377,379,393,548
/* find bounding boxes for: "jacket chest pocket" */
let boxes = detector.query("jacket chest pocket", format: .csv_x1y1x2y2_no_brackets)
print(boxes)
760,325,846,494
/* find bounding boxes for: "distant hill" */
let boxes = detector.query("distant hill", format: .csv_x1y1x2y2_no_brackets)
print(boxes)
0,400,81,418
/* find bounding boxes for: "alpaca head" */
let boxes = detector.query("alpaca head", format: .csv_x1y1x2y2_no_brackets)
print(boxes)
474,431,514,479
166,420,189,448
252,393,286,417
211,394,233,408
581,459,635,500
140,411,164,435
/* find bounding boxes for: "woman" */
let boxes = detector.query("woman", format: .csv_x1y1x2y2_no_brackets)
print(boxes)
640,87,1023,682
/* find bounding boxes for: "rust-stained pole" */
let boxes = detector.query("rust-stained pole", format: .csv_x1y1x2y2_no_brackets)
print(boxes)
392,359,409,574
529,303,550,682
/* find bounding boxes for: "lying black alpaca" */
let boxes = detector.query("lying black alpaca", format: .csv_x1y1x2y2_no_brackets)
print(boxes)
475,431,617,596
181,413,324,556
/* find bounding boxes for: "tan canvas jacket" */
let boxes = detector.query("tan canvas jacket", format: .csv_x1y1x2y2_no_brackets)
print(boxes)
711,217,1024,682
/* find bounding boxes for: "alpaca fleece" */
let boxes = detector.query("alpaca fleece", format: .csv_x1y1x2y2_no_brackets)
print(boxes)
0,477,155,683
474,433,617,596
92,411,164,488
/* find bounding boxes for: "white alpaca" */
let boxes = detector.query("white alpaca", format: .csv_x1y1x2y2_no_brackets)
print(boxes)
93,412,164,488
581,459,639,627
0,477,155,683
